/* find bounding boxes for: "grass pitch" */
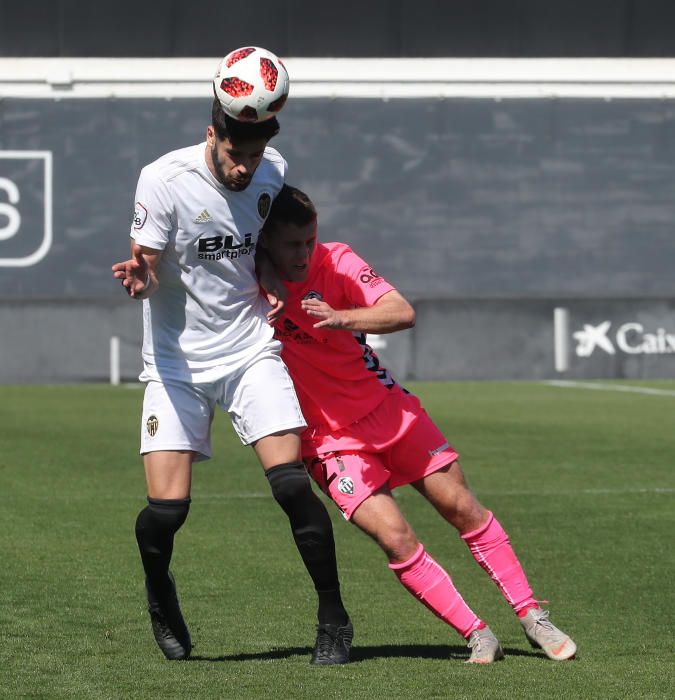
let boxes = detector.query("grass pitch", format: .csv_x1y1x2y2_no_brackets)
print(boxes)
0,381,673,699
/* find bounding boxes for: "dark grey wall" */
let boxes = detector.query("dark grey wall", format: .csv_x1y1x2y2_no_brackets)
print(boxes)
2,96,675,382
2,0,675,58
2,97,675,301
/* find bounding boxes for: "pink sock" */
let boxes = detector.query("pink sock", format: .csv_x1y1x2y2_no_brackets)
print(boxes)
462,512,538,615
389,543,483,638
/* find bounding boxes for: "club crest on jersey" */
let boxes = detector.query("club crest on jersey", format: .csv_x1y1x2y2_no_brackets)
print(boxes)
133,202,148,230
338,477,354,495
146,415,159,437
303,290,323,301
257,192,272,219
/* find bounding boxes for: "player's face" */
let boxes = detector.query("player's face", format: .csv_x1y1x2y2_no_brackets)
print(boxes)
206,127,267,191
264,220,318,282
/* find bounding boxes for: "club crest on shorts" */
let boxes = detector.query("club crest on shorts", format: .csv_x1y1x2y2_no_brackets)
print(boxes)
257,192,272,219
337,477,354,495
146,415,159,437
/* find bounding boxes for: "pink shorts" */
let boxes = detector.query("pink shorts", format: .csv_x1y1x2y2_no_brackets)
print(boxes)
303,388,458,519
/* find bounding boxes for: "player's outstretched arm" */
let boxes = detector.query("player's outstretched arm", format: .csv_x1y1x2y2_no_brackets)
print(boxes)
301,290,415,333
112,242,162,299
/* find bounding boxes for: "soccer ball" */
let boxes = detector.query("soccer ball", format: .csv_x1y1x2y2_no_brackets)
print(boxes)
213,46,290,123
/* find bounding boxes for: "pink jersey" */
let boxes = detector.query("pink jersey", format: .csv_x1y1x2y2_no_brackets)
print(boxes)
274,242,397,432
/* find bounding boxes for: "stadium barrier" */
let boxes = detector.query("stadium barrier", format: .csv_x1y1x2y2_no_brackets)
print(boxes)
2,59,675,382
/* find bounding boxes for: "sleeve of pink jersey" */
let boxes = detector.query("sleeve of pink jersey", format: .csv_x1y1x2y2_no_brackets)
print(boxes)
336,247,396,307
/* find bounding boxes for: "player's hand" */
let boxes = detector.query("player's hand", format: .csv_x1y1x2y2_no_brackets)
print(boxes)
265,288,286,324
111,243,154,298
301,298,345,329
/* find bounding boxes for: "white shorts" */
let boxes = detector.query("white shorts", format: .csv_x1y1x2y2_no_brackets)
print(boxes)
140,352,306,460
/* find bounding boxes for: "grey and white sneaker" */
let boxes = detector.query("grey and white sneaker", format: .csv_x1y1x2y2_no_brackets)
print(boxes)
465,626,505,664
520,608,576,660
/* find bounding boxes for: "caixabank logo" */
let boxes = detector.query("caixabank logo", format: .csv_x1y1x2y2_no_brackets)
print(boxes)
574,321,675,356
0,151,53,267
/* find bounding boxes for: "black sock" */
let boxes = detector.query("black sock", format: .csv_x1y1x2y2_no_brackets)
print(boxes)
316,588,349,627
135,497,190,597
266,463,349,626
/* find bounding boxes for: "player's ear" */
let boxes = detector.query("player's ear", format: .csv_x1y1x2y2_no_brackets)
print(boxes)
206,125,215,146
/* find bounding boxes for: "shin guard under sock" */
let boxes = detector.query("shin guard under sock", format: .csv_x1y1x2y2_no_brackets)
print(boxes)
135,497,190,597
266,462,348,625
389,544,482,638
461,512,537,615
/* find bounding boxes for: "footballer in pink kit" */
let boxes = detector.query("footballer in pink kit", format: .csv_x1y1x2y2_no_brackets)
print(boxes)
259,185,577,664
275,240,459,509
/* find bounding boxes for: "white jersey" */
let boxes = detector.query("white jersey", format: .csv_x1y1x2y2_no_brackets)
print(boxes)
130,142,286,383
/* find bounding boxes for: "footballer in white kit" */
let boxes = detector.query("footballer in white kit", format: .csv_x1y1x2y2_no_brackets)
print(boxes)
132,141,305,454
113,91,351,665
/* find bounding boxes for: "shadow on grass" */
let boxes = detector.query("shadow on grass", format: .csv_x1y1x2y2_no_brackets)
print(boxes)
189,644,543,663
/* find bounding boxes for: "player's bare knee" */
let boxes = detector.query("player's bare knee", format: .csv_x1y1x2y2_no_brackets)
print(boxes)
378,524,419,563
443,492,488,533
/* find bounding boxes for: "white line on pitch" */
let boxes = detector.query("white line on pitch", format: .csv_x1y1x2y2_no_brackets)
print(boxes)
192,486,674,501
412,487,674,497
193,493,270,501
543,380,675,397
474,487,674,497
580,487,674,494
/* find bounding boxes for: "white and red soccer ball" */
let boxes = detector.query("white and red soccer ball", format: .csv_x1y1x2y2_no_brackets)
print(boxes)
213,46,290,123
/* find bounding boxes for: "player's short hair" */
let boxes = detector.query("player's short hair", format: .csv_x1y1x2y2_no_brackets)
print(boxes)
211,98,280,143
264,185,317,234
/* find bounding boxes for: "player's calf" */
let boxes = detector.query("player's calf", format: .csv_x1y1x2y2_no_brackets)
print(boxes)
135,497,191,593
266,462,351,647
135,497,192,659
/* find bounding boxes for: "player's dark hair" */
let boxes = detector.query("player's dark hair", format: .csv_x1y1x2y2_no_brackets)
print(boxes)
211,97,280,143
264,185,317,234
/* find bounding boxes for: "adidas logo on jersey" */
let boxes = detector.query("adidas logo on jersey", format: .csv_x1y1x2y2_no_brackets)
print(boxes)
194,209,213,224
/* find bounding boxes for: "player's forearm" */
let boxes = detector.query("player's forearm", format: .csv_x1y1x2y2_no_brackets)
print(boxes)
337,296,415,334
132,242,162,299
255,246,281,291
336,310,412,334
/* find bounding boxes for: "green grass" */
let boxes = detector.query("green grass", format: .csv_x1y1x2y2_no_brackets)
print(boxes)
1,381,673,699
